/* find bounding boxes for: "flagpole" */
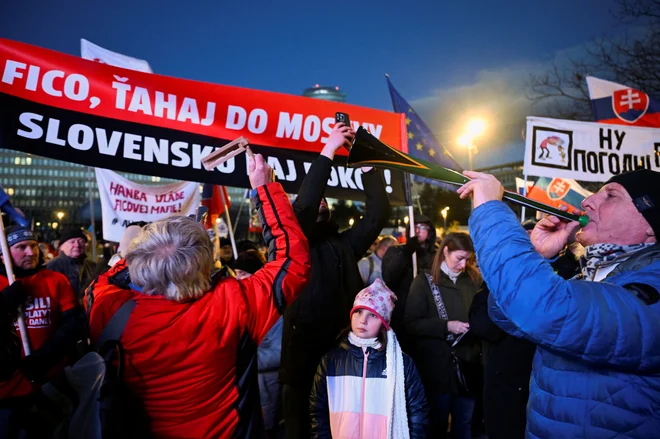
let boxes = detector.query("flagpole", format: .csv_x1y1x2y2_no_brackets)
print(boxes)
0,218,31,356
87,167,97,262
213,220,221,266
409,204,418,278
219,189,238,259
232,189,250,235
404,173,418,278
520,172,528,222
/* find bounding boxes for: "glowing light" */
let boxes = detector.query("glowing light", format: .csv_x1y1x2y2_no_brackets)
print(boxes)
467,118,486,137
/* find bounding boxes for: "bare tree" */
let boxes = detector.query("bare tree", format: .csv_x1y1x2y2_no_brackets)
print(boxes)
528,0,660,120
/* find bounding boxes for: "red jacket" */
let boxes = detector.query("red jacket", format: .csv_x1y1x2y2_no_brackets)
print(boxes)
86,183,310,439
0,268,77,399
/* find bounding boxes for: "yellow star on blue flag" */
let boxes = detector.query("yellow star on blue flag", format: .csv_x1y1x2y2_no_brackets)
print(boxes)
386,77,463,187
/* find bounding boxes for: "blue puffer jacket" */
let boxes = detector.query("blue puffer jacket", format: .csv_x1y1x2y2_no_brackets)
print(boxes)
469,201,660,439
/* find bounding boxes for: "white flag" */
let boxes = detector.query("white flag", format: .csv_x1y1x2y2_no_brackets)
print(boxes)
95,169,200,242
81,38,153,73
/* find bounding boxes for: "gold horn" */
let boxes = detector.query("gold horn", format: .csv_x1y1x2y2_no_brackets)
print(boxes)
347,127,588,226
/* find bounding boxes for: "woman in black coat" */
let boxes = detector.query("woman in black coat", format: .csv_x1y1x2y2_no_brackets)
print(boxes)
404,233,481,439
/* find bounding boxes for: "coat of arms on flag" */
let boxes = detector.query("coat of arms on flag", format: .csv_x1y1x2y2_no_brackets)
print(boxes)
586,76,660,127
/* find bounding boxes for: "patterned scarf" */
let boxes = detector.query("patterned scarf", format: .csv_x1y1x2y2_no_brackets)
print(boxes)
579,242,653,281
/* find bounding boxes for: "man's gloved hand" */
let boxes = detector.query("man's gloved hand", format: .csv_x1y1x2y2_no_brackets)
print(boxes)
0,282,27,317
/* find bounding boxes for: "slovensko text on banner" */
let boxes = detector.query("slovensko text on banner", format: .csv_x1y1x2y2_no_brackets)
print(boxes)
0,38,408,201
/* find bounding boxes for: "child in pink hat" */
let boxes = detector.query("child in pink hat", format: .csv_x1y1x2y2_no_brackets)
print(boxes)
310,279,428,438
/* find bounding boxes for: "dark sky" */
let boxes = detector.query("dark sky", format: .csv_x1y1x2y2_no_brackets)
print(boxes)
1,0,623,167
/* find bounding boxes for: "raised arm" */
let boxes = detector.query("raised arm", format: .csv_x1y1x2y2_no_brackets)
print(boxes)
236,151,311,343
295,123,354,237
341,168,390,259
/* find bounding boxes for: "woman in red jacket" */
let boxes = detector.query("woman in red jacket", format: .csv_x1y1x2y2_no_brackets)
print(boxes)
87,152,311,439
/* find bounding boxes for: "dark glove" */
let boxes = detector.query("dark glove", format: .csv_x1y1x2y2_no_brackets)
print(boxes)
20,352,48,383
406,236,421,253
0,281,27,318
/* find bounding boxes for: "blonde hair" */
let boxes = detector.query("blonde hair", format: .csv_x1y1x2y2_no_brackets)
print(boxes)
126,216,213,301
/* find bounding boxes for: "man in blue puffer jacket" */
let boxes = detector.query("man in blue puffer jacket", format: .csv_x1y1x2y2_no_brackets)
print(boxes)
457,169,660,439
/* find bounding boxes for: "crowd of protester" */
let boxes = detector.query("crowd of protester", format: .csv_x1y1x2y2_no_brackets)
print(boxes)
1,122,659,439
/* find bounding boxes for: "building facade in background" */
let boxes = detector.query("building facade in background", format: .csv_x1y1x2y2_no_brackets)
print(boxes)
302,85,346,102
0,149,246,233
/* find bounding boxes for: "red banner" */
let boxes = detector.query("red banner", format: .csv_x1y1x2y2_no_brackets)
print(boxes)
0,38,407,201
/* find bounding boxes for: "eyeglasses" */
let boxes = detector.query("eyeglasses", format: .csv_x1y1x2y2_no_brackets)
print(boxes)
415,224,431,232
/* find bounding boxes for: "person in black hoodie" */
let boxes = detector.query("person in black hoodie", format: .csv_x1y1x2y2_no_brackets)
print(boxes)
279,122,390,439
383,215,437,351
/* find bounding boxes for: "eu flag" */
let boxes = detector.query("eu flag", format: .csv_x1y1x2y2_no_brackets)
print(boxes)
386,76,463,187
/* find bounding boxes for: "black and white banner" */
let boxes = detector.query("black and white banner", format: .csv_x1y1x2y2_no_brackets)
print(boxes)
524,116,660,182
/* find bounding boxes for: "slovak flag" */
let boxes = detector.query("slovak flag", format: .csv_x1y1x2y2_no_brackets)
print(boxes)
201,184,230,229
516,177,591,214
586,76,660,127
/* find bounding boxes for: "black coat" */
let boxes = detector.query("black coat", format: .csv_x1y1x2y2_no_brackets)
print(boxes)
310,339,428,439
46,254,98,302
279,156,390,388
468,285,535,439
383,216,436,351
404,271,480,394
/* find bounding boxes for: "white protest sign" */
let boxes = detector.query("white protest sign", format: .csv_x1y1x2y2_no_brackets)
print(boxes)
96,169,200,242
524,116,660,182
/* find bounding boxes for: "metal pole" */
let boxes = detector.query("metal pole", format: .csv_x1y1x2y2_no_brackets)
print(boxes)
408,205,417,278
232,189,249,235
87,167,97,262
219,188,238,259
468,144,474,171
520,173,528,222
0,218,31,356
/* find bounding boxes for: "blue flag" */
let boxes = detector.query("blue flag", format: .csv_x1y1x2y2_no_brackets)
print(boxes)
0,186,29,227
386,76,463,187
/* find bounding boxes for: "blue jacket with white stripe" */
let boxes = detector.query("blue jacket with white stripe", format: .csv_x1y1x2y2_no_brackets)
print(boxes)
469,201,660,439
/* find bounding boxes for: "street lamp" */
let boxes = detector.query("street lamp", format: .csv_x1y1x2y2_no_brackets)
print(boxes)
403,216,409,225
457,118,487,171
56,211,64,221
349,218,355,227
441,207,450,231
